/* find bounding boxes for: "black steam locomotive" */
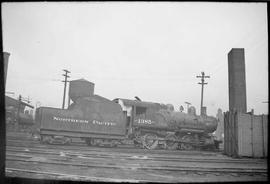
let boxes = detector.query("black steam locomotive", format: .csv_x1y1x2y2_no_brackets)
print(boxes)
36,79,220,150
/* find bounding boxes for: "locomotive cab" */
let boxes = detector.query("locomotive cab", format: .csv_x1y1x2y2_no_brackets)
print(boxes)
113,98,166,133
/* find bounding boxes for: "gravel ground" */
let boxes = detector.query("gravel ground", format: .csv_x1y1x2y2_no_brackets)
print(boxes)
5,131,268,183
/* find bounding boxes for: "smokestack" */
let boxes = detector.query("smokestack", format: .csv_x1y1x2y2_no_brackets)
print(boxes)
3,52,10,87
201,106,207,116
228,48,247,113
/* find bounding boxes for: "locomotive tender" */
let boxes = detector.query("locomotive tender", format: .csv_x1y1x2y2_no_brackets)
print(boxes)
36,79,219,150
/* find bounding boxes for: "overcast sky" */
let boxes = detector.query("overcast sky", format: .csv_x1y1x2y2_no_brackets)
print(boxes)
2,2,268,116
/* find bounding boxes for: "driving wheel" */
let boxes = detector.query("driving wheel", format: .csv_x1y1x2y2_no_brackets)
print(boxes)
165,134,178,150
180,135,194,150
143,133,159,150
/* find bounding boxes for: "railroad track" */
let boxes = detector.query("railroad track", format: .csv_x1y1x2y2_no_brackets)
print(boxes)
6,146,266,165
6,150,267,174
6,135,266,164
6,139,223,157
5,132,268,182
6,155,266,174
5,167,152,183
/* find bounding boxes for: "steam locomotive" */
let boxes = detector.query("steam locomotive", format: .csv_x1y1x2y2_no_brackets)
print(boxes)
35,79,220,150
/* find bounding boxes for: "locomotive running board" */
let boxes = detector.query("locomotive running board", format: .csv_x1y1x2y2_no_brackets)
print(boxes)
179,129,204,133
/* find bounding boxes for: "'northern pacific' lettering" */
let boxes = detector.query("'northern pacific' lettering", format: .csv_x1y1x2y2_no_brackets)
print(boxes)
92,120,116,126
53,116,89,123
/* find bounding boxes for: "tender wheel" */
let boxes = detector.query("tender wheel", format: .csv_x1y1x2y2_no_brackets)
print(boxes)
85,138,92,146
165,134,178,150
63,137,71,145
41,135,53,144
113,140,119,147
109,140,118,147
47,136,54,144
91,138,100,146
40,135,46,144
143,133,159,150
180,135,194,150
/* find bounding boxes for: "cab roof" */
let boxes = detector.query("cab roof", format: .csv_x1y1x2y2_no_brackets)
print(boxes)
113,98,166,109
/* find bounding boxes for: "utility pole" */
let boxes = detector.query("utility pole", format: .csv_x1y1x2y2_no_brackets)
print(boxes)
62,69,70,109
196,72,210,116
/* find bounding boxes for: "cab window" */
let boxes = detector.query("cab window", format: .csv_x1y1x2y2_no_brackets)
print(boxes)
135,106,147,115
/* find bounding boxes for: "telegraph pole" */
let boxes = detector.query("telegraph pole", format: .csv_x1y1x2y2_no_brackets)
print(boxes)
62,69,70,109
196,72,210,115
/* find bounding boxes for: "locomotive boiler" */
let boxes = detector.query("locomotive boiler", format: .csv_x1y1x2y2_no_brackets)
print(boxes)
36,78,220,150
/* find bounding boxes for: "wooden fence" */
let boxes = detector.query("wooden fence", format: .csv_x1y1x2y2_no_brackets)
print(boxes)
224,111,268,158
